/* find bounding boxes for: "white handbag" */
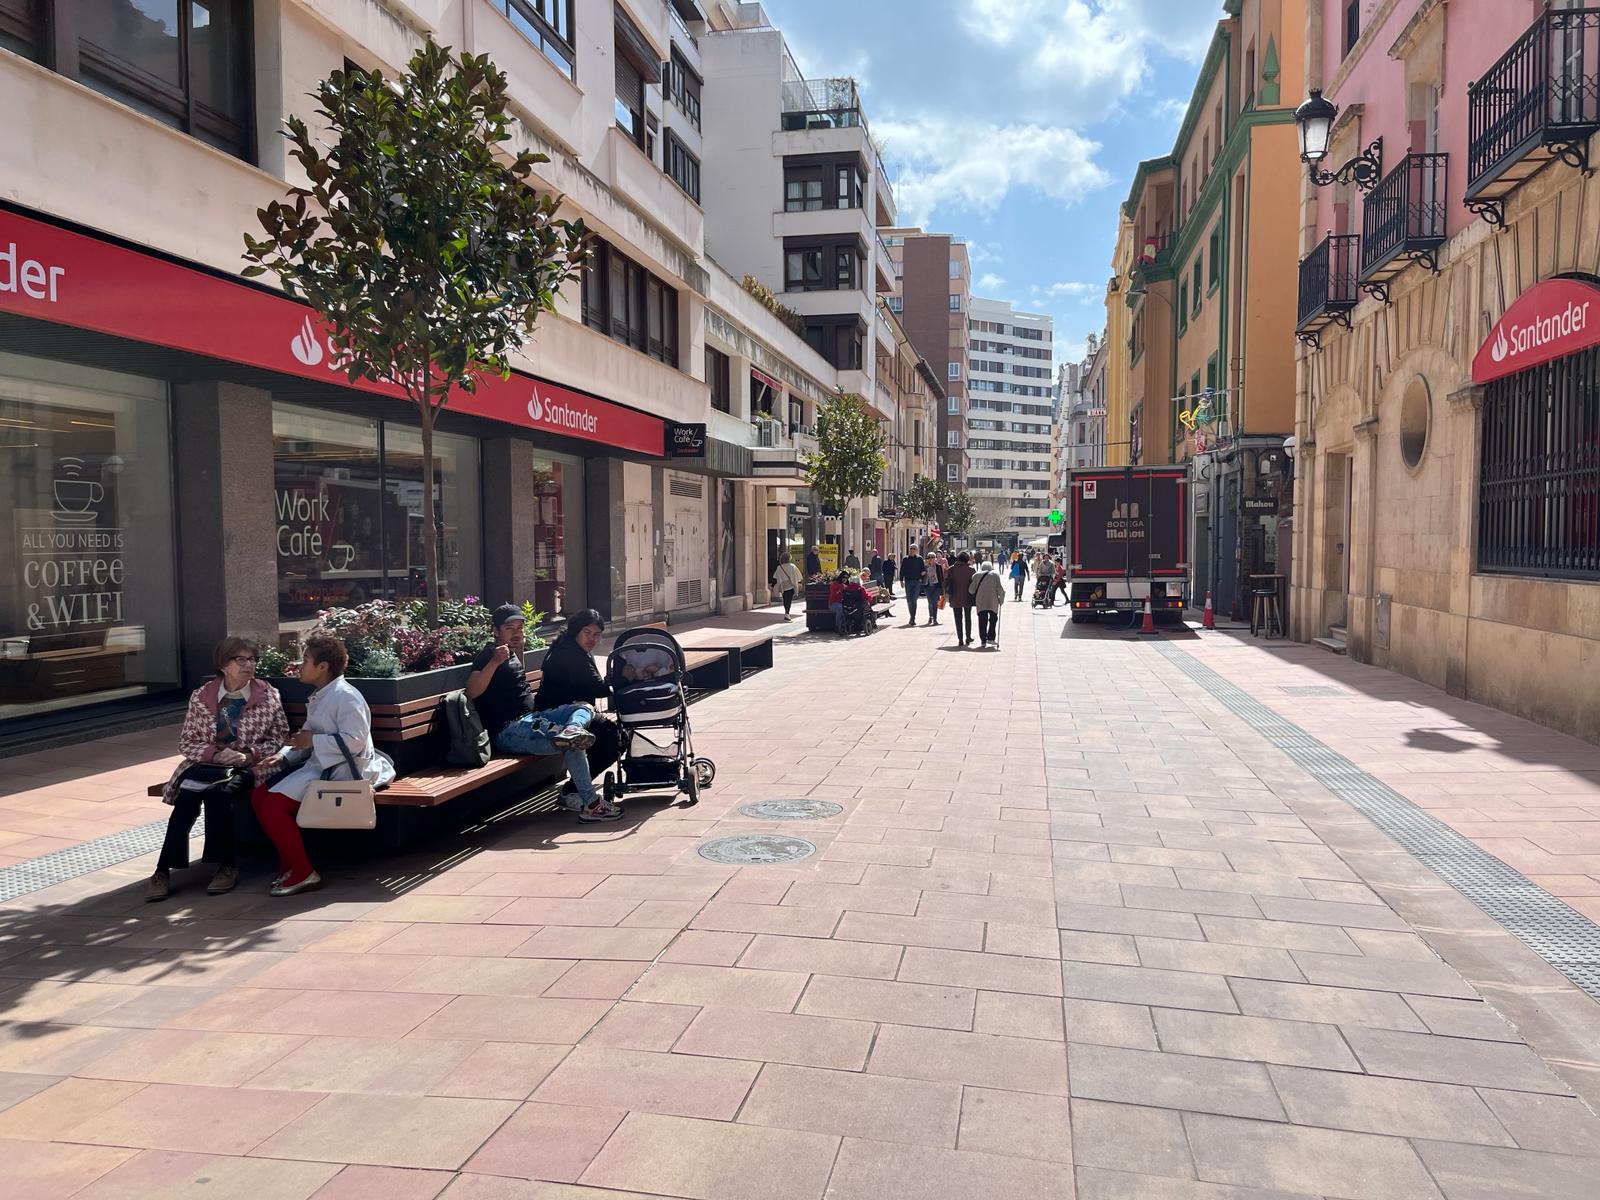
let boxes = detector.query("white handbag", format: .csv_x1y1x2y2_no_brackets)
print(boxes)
297,733,377,830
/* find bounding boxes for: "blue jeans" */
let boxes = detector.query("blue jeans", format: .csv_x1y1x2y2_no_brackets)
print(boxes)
830,602,847,634
904,580,922,621
493,704,597,806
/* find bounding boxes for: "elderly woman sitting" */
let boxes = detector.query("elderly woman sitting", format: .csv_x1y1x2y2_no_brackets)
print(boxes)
150,637,287,902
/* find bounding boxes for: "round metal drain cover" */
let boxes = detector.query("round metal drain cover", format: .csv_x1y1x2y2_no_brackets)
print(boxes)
737,799,844,821
697,834,817,865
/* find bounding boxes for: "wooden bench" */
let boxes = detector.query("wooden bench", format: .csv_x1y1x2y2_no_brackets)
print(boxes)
673,627,775,678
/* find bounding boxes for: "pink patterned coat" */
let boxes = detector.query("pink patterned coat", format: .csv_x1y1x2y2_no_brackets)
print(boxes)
162,678,289,805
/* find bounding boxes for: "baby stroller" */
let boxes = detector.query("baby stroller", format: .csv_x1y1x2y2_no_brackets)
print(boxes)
1031,574,1053,609
602,627,715,807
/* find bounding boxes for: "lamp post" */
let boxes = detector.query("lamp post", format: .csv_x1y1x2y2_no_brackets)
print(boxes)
1294,88,1383,190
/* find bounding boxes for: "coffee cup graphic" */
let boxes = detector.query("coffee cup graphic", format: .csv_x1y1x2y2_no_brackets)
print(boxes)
52,478,103,524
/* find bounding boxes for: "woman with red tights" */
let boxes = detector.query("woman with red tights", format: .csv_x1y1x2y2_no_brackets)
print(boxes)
252,632,394,896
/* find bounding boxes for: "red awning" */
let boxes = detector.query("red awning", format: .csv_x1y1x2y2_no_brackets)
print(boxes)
751,367,785,393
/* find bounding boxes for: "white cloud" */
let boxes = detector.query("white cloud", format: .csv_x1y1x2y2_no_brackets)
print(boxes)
1046,281,1098,300
878,120,1112,227
976,272,1007,292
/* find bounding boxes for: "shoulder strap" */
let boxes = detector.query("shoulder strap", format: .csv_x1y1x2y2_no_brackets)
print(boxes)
320,732,363,781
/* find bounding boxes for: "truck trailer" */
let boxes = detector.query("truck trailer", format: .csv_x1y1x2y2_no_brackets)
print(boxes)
1064,466,1190,623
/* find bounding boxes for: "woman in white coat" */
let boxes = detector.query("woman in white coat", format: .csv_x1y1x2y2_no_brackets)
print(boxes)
252,632,394,896
970,557,1008,649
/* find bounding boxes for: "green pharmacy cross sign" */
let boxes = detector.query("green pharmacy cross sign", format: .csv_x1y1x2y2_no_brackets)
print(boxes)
1048,509,1064,526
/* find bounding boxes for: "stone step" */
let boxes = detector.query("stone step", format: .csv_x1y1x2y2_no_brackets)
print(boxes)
1313,632,1348,656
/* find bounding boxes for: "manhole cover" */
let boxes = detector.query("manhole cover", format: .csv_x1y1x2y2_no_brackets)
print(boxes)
697,834,817,865
737,799,844,821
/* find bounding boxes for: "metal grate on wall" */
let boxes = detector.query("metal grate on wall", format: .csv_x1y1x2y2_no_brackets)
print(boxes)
1153,641,1600,1003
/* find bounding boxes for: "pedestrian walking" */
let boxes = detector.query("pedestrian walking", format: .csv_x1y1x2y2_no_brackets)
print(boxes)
899,545,926,625
845,547,860,570
868,551,883,586
149,637,288,902
1051,555,1070,606
971,558,1007,648
924,553,946,626
946,553,976,645
1009,552,1029,602
771,553,803,620
881,555,896,597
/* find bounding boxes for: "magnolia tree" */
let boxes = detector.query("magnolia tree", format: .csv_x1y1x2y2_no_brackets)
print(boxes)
903,477,976,540
804,392,886,527
243,42,588,625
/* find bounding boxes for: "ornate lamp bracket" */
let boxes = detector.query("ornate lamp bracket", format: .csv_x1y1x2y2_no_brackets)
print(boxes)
1308,137,1384,191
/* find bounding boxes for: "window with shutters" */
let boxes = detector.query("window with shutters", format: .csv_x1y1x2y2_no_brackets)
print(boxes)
615,53,645,148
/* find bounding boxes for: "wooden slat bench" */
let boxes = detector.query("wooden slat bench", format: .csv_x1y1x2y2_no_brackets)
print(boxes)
673,628,775,678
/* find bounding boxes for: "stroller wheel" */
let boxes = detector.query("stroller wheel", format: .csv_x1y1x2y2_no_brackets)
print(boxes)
693,757,716,789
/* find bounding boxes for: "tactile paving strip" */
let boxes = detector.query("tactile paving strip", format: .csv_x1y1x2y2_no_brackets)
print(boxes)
0,815,194,904
1154,641,1600,1002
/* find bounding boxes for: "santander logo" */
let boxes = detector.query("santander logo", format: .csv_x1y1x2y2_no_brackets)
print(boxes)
290,315,324,367
527,392,544,422
526,383,598,435
1474,279,1600,384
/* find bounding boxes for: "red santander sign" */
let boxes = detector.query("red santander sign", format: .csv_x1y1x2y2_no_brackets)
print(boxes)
0,206,663,456
1472,277,1600,384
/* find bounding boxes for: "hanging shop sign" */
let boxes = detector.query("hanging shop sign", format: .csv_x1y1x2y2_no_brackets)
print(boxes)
664,421,708,458
1472,277,1600,384
0,206,665,456
1242,497,1279,515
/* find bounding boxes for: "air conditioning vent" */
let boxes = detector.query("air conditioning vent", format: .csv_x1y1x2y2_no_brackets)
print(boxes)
669,477,704,499
675,579,704,607
625,583,653,616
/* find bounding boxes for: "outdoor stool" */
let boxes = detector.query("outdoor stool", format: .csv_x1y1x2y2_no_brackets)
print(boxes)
1251,587,1283,638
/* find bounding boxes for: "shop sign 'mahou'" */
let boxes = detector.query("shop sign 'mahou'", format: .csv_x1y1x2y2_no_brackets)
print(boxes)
1472,277,1600,384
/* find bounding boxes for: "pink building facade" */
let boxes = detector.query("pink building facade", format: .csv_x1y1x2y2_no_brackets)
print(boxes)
1292,1,1600,742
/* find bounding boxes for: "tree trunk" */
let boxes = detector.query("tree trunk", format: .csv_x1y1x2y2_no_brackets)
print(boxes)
418,375,441,629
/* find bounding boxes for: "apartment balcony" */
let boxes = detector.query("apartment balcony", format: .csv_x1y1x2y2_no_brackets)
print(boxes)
878,489,905,520
783,76,867,132
1359,152,1448,303
875,230,895,294
1295,233,1360,348
1466,6,1600,226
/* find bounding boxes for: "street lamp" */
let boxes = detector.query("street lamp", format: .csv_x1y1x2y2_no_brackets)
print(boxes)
1294,88,1383,191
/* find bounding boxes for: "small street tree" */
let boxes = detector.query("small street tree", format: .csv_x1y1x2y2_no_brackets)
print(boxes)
943,487,977,537
243,42,588,625
902,477,977,539
805,392,886,526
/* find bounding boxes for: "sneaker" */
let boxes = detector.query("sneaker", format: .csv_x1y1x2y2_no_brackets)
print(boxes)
559,788,585,812
145,869,171,903
552,724,595,750
579,800,624,822
207,866,238,895
270,871,322,898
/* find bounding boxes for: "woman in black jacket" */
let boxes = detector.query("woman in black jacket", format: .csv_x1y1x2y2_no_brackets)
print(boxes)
533,610,621,803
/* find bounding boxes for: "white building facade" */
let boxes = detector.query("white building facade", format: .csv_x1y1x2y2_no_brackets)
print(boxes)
966,297,1055,539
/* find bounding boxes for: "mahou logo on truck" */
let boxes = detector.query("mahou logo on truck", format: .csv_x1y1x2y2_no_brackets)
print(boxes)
1473,278,1600,384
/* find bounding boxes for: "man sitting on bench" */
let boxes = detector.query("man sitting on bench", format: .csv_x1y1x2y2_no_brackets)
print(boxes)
466,604,622,822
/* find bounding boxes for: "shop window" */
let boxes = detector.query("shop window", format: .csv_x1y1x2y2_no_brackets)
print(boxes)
0,352,178,723
706,346,731,414
528,453,585,617
67,0,256,160
271,404,482,629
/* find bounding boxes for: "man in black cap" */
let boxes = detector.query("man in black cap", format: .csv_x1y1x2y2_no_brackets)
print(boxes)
466,604,620,820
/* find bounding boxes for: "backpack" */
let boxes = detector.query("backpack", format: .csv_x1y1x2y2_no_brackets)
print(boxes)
442,689,491,767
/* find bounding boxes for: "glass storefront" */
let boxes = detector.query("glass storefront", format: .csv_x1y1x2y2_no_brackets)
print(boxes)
272,404,482,629
529,451,585,618
0,352,178,721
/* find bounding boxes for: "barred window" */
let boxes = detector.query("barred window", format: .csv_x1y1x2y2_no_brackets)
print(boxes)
1478,348,1600,580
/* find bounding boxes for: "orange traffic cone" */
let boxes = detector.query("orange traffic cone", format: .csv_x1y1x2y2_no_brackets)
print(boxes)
1140,596,1157,635
1202,591,1215,629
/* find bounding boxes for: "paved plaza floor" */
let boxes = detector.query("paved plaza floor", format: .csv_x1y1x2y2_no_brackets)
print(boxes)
3,603,1600,1198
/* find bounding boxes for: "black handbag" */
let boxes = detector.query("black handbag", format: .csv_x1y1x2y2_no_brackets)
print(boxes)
180,762,238,786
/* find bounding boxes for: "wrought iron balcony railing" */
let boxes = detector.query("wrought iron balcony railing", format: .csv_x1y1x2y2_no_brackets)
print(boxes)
1360,152,1448,299
1296,233,1359,346
1466,7,1600,225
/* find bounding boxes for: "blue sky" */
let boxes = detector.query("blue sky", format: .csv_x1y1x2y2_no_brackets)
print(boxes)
757,0,1229,366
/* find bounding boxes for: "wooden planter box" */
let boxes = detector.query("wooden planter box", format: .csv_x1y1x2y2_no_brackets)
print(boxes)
266,647,546,705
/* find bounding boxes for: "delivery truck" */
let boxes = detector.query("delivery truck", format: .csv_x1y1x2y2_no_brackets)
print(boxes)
1064,466,1190,623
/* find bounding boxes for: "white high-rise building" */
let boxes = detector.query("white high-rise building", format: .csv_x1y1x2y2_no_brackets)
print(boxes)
966,298,1055,539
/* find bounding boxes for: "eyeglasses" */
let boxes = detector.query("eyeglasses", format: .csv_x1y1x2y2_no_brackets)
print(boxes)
229,656,257,666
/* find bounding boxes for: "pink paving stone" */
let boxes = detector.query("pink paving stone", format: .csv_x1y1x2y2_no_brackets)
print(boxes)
0,1077,145,1140
898,946,1065,997
539,960,646,1000
390,957,574,998
713,876,793,904
409,996,612,1045
736,932,903,979
617,899,704,928
70,1149,341,1200
585,1002,702,1051
252,1093,518,1170
311,1165,453,1200
74,1027,307,1088
0,1136,133,1200
484,898,642,927
672,1005,875,1070
427,1043,572,1101
579,1111,839,1200
63,1082,324,1155
248,952,435,992
779,881,923,915
974,990,1067,1041
824,1137,1078,1200
867,1024,1069,1095
174,988,451,1038
358,896,517,925
737,1063,962,1147
660,929,754,966
508,925,677,962
834,910,986,950
794,974,975,1030
463,874,609,898
243,1035,478,1095
624,962,809,1011
919,891,1059,927
466,1100,627,1182
958,1087,1073,1163
529,1045,760,1120
688,900,842,938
